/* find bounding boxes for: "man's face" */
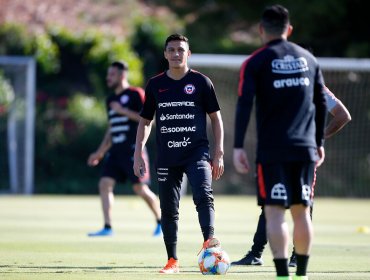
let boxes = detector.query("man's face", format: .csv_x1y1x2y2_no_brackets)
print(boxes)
106,66,123,89
164,40,190,69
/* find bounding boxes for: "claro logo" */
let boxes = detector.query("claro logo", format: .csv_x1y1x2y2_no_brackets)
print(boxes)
167,137,191,148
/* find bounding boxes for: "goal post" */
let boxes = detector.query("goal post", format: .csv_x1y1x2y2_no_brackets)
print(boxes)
0,56,36,194
189,54,370,197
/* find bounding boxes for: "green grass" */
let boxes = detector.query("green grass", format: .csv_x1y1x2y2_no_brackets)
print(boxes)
0,195,369,280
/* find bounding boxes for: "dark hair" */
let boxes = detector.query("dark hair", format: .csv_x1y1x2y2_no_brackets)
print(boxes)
261,4,290,35
110,61,129,71
164,34,189,49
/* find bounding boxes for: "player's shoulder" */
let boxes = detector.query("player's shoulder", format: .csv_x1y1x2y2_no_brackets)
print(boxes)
148,71,166,83
189,69,213,84
126,86,145,102
128,86,144,95
240,45,269,70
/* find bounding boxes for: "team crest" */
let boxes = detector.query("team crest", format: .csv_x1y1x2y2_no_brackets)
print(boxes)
120,95,129,104
184,84,196,94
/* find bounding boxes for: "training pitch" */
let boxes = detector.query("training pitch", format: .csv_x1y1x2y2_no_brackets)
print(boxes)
0,195,369,280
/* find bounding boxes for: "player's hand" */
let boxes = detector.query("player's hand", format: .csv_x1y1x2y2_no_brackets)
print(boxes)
211,153,224,180
87,152,102,166
133,154,146,178
316,146,325,167
233,148,250,174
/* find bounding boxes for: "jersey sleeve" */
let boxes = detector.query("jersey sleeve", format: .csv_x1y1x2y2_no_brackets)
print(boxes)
201,76,220,113
234,58,256,148
324,86,338,112
129,87,144,113
313,66,327,147
140,80,156,120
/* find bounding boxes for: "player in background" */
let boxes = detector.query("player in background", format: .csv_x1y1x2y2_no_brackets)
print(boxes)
232,87,351,267
87,61,162,237
133,34,224,274
233,5,327,280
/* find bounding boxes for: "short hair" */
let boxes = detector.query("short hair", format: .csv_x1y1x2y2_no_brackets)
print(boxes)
110,61,129,71
164,34,189,49
261,5,290,36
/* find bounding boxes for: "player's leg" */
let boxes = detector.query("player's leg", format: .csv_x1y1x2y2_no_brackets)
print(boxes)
185,160,215,242
232,207,266,265
290,161,315,278
133,182,162,235
259,163,291,279
157,166,183,273
88,176,116,236
290,166,316,267
128,149,162,236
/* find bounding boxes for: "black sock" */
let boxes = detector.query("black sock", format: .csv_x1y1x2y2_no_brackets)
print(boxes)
165,243,177,260
157,219,161,225
273,258,289,276
296,254,309,276
104,224,111,229
201,226,214,241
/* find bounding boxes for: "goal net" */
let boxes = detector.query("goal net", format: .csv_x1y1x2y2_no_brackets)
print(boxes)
0,56,36,194
190,54,370,197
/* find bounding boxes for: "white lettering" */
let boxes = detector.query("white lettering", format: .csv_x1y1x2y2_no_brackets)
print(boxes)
160,113,195,121
272,55,309,74
273,77,310,89
158,101,195,108
167,137,191,148
160,126,197,134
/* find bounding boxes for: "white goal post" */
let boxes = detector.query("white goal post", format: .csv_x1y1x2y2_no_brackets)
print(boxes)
0,56,36,194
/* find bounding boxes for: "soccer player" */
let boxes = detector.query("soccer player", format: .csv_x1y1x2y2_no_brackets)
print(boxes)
232,87,351,267
233,5,327,280
87,61,162,237
133,34,224,274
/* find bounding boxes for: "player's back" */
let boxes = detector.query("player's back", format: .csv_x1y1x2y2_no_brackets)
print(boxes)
247,39,325,163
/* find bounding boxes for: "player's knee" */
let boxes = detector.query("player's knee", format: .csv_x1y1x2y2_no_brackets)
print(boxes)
99,178,114,193
133,183,147,196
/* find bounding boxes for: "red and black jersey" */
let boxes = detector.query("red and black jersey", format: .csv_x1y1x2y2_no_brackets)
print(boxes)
141,69,220,167
106,86,144,155
234,39,327,163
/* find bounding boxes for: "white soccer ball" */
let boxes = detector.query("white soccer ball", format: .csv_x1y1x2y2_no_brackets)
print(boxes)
198,247,230,275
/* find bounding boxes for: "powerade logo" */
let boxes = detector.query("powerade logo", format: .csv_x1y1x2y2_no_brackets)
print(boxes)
158,101,195,108
272,55,309,74
160,113,195,121
168,137,191,148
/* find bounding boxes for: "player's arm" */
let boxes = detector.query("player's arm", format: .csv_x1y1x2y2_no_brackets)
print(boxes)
325,99,351,139
209,111,224,180
133,117,153,177
313,69,328,167
233,59,255,174
109,101,141,122
87,128,112,166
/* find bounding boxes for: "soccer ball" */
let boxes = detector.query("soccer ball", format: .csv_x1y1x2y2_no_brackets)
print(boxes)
198,247,230,275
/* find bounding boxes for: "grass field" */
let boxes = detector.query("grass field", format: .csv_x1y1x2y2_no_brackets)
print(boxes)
0,195,369,280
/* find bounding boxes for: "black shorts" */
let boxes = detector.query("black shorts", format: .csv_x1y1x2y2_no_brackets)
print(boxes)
256,161,316,208
101,149,150,185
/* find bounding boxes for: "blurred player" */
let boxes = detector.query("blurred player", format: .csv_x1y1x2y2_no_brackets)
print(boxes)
87,61,162,237
133,34,224,274
232,87,351,267
233,5,327,280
